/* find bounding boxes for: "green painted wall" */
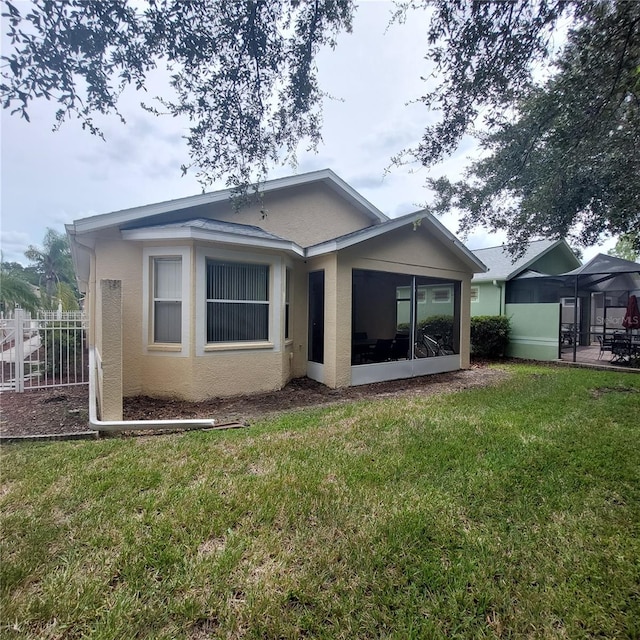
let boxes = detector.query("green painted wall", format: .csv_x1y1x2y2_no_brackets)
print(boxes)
506,303,560,360
471,282,503,316
533,247,579,275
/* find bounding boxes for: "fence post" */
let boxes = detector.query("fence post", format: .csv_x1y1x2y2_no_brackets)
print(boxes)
14,308,25,393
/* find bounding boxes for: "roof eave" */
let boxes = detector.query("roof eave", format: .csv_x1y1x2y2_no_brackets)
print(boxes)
307,210,487,273
121,226,305,256
71,169,388,235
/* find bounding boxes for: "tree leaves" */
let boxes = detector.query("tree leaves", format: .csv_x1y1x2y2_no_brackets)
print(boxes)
428,0,640,254
1,0,355,189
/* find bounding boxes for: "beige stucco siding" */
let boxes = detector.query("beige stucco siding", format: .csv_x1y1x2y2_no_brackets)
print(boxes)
341,224,472,277
93,233,145,397
203,182,376,247
156,350,285,401
306,254,339,387
92,235,300,402
289,264,309,378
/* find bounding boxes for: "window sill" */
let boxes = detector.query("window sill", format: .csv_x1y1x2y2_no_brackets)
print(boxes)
204,341,274,352
148,344,183,352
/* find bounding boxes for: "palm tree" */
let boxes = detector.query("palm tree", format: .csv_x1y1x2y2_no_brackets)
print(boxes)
0,269,40,313
24,228,78,309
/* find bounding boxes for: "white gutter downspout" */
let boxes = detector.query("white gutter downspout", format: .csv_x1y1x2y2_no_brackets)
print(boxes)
68,228,236,434
89,347,218,432
68,231,219,433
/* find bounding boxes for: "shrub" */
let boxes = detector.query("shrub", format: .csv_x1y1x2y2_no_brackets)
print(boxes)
470,316,510,359
40,325,84,377
418,315,455,349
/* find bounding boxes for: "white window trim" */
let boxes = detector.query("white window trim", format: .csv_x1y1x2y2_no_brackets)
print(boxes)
470,286,479,303
196,246,282,355
143,246,191,357
432,287,452,303
283,262,296,344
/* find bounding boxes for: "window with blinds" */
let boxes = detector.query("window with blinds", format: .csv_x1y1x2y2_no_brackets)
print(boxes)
206,260,269,342
153,257,182,343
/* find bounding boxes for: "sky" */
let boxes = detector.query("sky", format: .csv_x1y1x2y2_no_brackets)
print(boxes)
0,1,616,266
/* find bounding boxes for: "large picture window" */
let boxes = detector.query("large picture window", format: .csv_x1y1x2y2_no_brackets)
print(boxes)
153,257,182,343
206,260,269,342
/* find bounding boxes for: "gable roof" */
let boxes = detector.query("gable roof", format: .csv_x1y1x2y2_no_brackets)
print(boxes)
69,169,388,235
471,239,578,282
119,211,486,272
307,210,486,272
67,171,487,290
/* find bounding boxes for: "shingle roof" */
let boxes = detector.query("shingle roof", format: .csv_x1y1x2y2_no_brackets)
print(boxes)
68,168,388,235
120,217,305,256
128,217,287,242
471,239,560,282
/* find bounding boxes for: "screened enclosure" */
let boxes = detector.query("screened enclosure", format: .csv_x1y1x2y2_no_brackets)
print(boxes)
351,269,461,366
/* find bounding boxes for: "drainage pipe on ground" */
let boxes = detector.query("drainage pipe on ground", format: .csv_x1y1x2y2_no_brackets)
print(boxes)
89,347,218,433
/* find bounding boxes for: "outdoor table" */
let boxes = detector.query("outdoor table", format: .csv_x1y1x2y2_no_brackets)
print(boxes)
611,334,640,365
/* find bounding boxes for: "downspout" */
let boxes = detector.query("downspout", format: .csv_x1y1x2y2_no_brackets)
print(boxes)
70,230,219,432
89,347,217,432
493,280,503,315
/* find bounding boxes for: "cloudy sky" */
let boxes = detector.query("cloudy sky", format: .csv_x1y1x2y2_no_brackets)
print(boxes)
1,1,614,265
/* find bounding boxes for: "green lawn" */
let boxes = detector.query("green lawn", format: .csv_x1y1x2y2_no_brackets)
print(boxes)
1,364,639,639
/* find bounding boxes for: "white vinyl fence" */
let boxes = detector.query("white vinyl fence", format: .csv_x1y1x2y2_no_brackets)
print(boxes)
0,309,88,392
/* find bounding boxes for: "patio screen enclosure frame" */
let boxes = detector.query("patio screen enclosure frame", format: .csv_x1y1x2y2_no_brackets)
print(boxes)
351,269,461,382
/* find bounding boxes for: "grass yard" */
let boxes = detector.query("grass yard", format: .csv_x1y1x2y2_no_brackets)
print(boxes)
1,364,639,639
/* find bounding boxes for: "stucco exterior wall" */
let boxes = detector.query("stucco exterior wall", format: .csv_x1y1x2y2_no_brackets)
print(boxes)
505,303,561,360
86,207,478,401
94,233,145,397
203,182,376,248
306,254,340,387
472,282,503,316
99,279,123,420
532,247,580,275
289,264,309,378
91,234,297,402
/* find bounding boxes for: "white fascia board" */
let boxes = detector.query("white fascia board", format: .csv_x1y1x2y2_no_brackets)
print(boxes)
306,210,487,273
72,191,231,234
122,226,305,256
71,169,387,234
419,212,487,273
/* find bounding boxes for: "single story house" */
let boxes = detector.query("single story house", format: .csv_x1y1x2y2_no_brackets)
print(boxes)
470,239,582,317
66,169,486,420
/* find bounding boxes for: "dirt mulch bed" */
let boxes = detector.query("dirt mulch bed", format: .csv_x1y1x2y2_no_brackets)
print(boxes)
0,364,510,439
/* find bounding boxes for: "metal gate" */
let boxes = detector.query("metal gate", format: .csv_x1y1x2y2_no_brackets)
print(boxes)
0,309,88,392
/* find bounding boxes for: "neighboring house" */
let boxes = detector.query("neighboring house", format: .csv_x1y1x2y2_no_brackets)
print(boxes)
470,239,582,360
66,169,485,420
470,239,581,317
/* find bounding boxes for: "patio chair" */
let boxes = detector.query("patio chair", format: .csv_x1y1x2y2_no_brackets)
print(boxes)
390,336,410,360
596,334,613,359
371,338,393,362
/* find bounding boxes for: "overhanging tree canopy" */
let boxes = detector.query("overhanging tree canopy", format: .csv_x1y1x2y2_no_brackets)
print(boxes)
2,0,638,249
